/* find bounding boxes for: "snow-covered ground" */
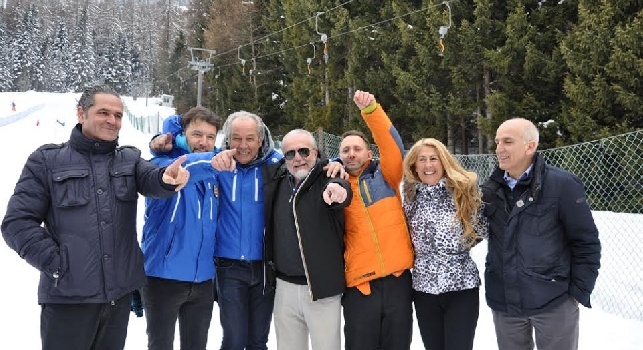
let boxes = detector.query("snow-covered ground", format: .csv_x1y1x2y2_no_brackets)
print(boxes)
0,91,642,349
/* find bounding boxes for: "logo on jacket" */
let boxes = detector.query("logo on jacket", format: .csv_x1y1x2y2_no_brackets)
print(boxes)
213,185,219,198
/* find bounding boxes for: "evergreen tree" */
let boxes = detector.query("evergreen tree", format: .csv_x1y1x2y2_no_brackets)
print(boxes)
101,32,132,94
168,30,196,113
383,0,452,148
68,6,97,92
10,4,43,91
472,0,507,153
115,33,133,94
484,1,573,149
45,19,71,92
0,12,14,91
561,0,642,142
153,0,182,94
275,0,325,132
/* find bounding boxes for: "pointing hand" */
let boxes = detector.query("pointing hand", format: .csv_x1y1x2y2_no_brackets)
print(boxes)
162,155,190,191
211,149,237,171
151,132,174,152
323,182,348,205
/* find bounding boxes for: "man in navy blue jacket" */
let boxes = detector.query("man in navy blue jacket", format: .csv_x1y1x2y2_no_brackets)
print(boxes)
142,106,222,350
2,85,189,350
482,118,601,350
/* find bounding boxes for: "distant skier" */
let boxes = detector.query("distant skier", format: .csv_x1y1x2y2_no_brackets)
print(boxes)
11,101,16,111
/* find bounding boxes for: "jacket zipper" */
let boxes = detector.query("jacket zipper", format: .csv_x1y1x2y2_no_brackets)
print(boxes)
292,172,315,300
358,173,386,277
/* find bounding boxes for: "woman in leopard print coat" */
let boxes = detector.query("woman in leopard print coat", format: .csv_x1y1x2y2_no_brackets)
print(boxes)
402,138,488,350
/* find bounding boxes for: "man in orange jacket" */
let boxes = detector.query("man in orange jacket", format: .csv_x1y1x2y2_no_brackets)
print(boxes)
339,90,414,350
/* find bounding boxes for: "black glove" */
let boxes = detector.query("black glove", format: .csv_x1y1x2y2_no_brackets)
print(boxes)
131,290,144,317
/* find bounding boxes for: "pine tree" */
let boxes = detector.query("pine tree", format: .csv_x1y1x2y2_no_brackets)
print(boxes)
168,30,196,113
561,0,642,142
484,1,573,149
383,0,454,148
472,0,507,153
68,6,97,92
115,33,133,94
0,12,14,92
101,32,132,94
10,4,43,91
45,19,71,92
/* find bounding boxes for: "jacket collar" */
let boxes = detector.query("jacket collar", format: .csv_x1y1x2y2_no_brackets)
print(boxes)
354,158,379,179
490,152,545,200
69,123,118,155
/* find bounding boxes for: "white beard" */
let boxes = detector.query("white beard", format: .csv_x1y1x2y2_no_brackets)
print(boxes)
293,169,309,181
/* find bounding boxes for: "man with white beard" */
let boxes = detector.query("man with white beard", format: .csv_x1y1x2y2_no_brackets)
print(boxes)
262,129,351,350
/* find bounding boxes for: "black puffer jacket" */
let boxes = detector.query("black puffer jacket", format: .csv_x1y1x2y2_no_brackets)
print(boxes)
263,158,351,300
2,124,176,304
481,153,601,317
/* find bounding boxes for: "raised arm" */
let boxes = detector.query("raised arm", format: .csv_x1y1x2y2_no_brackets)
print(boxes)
354,91,405,187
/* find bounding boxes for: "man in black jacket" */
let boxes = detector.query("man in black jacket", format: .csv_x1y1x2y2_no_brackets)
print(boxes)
482,118,601,350
263,129,351,350
1,85,190,350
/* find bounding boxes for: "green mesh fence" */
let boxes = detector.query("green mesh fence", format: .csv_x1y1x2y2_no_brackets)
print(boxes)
316,128,643,321
316,129,642,214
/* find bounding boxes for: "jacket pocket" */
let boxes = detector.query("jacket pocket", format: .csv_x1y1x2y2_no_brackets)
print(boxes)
49,238,101,298
110,165,138,202
522,202,559,235
521,267,569,310
164,228,177,258
51,169,90,207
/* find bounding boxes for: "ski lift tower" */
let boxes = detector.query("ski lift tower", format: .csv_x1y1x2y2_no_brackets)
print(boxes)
188,47,216,107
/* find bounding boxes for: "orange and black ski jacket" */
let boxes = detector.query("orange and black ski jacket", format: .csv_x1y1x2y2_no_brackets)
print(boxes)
343,104,414,295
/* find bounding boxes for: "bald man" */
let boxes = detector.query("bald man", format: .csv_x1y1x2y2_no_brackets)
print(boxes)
481,118,601,350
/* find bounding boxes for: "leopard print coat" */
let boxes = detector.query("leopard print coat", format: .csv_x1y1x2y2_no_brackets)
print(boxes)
403,180,488,295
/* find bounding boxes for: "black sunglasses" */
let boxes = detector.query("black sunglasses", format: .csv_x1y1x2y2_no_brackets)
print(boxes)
284,147,312,160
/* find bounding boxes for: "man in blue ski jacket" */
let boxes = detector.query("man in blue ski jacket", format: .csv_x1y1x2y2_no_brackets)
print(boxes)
141,106,222,350
208,111,283,350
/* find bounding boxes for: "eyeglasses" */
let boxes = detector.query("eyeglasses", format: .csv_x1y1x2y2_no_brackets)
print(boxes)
284,147,312,160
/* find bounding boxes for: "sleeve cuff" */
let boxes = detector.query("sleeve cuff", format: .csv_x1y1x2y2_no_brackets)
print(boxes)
361,102,377,114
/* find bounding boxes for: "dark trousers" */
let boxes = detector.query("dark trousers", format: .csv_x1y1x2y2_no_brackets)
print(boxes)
40,293,132,350
141,277,215,350
414,287,480,350
342,270,413,350
215,258,275,350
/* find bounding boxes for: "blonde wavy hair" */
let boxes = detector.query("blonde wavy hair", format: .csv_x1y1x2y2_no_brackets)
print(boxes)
403,138,482,249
